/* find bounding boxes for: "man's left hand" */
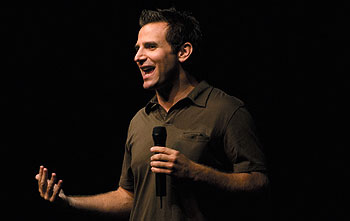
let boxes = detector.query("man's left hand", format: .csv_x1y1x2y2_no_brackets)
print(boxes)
150,146,195,179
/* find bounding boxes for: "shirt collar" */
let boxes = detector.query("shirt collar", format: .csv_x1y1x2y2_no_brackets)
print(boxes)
145,81,212,114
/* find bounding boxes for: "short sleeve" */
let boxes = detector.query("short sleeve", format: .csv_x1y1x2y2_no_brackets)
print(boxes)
223,107,267,173
118,142,134,191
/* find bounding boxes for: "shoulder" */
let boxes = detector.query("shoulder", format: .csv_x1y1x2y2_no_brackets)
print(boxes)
129,107,147,128
207,87,245,113
126,107,149,144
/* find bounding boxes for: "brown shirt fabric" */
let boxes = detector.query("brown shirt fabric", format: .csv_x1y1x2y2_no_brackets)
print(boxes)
119,81,267,220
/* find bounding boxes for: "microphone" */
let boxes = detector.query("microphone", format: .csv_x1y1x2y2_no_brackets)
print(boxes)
152,126,167,208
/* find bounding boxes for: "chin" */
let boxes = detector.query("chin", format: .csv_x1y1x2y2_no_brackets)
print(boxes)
142,75,162,90
142,80,157,90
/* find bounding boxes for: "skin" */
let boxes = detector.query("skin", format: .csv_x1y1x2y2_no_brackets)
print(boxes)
35,166,133,218
134,22,198,111
35,21,269,217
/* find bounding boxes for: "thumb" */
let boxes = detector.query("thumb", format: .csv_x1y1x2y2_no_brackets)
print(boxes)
59,189,64,196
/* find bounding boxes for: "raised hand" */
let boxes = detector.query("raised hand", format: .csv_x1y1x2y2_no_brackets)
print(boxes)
35,166,64,202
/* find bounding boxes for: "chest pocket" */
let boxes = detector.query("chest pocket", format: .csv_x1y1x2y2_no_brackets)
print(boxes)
173,132,210,162
182,132,210,142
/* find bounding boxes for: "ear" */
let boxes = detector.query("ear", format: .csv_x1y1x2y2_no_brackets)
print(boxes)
177,42,193,63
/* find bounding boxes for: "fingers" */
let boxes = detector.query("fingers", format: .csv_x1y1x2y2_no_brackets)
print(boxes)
50,180,63,202
150,146,177,155
150,146,179,161
150,161,173,174
38,167,48,197
45,173,56,200
150,147,180,175
36,166,44,196
36,166,63,202
151,166,172,174
35,165,44,180
150,147,192,179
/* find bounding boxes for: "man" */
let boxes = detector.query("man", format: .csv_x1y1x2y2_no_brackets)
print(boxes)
36,8,269,220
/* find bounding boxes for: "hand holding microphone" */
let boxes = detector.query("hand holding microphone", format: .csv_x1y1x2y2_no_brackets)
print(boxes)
151,127,196,208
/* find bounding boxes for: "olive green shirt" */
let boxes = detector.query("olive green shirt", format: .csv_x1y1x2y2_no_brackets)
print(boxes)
119,81,267,220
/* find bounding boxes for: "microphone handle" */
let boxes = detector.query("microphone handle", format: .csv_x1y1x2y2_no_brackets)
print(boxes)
156,173,166,196
152,126,167,208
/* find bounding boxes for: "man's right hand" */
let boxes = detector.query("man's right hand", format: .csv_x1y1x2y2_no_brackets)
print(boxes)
35,166,65,203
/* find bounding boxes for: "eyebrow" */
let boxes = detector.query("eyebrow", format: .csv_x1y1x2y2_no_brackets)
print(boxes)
144,41,158,47
134,41,158,50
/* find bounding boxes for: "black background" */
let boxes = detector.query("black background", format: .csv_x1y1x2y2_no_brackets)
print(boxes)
2,0,347,220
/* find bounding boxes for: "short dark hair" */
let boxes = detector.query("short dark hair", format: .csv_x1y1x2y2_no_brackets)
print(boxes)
139,8,203,78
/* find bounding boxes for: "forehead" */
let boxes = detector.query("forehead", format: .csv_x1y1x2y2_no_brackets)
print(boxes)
136,22,169,44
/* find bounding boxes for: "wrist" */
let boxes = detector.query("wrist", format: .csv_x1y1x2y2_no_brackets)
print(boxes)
56,192,72,208
187,161,205,182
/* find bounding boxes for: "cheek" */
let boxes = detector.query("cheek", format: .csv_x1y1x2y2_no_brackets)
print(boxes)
158,54,178,73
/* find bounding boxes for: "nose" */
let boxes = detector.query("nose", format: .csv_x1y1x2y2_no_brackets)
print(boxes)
134,47,146,65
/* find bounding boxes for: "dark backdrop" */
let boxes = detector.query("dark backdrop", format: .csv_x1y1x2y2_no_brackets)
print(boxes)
2,0,347,220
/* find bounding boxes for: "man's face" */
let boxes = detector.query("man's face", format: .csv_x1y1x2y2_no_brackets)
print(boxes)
134,22,178,90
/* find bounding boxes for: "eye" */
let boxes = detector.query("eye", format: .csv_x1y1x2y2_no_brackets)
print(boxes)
145,43,158,50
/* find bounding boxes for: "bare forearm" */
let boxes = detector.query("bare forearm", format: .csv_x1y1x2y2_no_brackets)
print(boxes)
189,162,269,193
66,187,133,217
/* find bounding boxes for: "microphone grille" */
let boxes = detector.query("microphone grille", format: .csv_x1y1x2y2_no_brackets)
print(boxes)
152,126,166,136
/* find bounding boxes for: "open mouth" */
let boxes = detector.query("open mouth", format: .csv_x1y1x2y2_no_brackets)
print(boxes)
141,66,155,74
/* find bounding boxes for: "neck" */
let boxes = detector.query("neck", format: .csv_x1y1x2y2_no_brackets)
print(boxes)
156,69,198,112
